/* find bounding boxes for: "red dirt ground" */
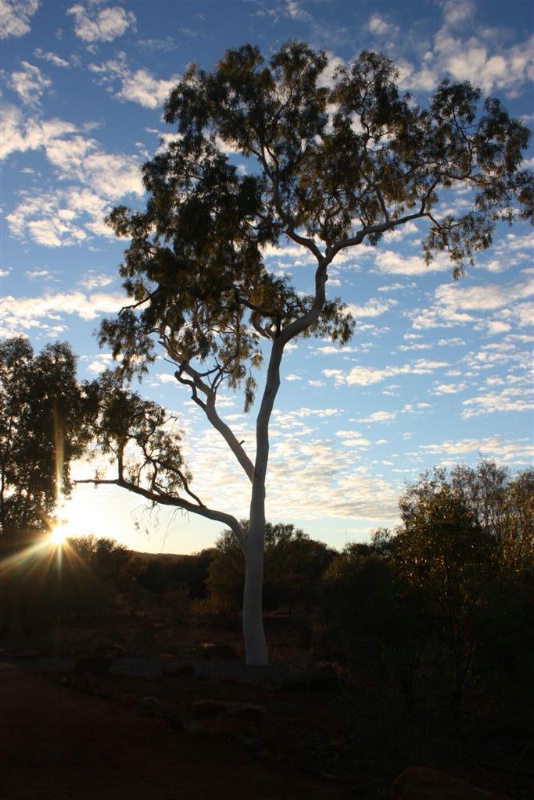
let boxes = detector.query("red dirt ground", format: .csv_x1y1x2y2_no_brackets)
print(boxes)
0,661,357,800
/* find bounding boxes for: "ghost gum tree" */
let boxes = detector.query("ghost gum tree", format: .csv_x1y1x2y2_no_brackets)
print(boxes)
93,42,533,665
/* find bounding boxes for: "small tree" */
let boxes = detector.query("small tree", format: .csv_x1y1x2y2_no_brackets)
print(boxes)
0,337,97,538
88,42,532,664
393,463,534,703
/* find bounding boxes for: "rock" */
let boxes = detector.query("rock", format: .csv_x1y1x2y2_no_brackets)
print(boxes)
390,767,512,799
74,671,97,694
138,696,160,715
162,662,195,677
282,664,339,692
165,712,186,731
253,749,273,760
4,649,42,659
96,642,128,658
189,699,266,737
201,643,241,661
72,655,113,675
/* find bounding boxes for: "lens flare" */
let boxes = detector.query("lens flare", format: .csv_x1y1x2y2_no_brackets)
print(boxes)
49,524,69,546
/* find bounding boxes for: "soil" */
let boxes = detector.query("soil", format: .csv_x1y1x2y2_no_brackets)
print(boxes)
1,624,532,799
0,652,355,800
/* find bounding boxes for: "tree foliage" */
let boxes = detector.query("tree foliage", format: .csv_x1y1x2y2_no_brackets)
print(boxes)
0,337,98,537
100,43,532,381
89,41,532,664
206,522,335,615
320,461,533,705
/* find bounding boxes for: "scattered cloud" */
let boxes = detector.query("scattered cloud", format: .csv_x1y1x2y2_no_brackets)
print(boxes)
0,290,125,337
432,381,467,395
0,105,76,161
367,13,398,38
374,249,451,276
285,1,311,22
78,272,114,290
420,435,533,463
89,56,179,108
412,275,534,332
25,269,53,280
6,180,138,246
357,410,398,424
3,107,143,244
395,0,534,96
1,0,40,40
83,353,114,374
67,4,136,43
347,298,397,318
34,48,70,68
8,61,51,105
462,386,533,419
324,358,449,387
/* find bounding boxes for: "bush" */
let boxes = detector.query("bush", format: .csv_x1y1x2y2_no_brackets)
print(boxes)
0,538,113,639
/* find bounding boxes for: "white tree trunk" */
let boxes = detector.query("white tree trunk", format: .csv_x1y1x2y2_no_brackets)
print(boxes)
242,523,268,666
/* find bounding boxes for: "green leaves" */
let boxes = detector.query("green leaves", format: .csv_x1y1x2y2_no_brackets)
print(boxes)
0,338,97,535
100,40,532,397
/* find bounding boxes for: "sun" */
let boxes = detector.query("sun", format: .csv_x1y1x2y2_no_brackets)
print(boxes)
49,523,69,546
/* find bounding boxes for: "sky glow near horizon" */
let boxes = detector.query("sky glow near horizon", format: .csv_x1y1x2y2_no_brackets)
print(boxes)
1,0,533,554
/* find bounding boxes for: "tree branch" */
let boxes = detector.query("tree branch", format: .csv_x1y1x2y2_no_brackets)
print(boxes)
175,363,255,482
75,476,246,548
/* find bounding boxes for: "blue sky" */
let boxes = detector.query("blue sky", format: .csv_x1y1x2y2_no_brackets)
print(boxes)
1,0,533,554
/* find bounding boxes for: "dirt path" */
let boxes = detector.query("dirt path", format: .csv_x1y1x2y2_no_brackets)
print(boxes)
0,663,355,800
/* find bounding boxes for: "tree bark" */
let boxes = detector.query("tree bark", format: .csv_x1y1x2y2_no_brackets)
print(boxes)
242,505,268,665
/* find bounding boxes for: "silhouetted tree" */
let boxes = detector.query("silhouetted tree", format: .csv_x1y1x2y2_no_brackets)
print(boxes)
207,522,334,617
0,337,97,538
393,462,533,703
83,42,531,664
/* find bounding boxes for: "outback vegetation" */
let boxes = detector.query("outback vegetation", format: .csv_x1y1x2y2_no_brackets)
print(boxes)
0,337,98,538
68,41,533,665
1,447,532,794
1,460,532,720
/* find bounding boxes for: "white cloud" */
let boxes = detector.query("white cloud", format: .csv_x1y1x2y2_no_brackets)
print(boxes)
84,353,114,374
421,435,533,462
285,1,311,22
9,61,51,105
78,272,114,290
0,0,39,39
374,249,451,276
336,430,372,447
88,56,179,108
67,4,136,43
325,358,449,387
118,68,177,108
367,13,398,37
34,48,70,68
357,410,398,424
398,1,534,96
3,109,143,245
7,188,99,245
25,269,51,280
432,382,467,395
0,105,77,161
412,275,534,332
462,387,533,418
0,290,125,337
441,0,476,29
346,298,397,318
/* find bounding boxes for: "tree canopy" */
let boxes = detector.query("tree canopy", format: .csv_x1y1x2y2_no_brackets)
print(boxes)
0,337,98,537
91,41,532,664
